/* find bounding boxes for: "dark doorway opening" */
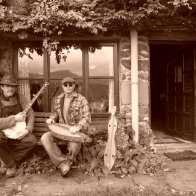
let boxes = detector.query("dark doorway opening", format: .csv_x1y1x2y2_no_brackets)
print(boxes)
150,44,168,131
150,43,196,140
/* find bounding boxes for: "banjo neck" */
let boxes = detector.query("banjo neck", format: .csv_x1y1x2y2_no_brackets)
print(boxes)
22,82,49,114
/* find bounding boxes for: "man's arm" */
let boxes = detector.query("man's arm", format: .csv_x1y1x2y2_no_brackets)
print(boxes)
0,116,16,130
0,113,26,130
69,97,91,134
77,97,91,131
26,109,35,133
47,96,61,123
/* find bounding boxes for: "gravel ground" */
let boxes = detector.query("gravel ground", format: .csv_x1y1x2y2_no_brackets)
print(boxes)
1,158,196,196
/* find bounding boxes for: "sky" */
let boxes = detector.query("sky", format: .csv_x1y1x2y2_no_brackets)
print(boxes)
18,46,114,77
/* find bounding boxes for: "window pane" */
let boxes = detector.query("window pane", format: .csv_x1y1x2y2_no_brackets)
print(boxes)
89,79,114,114
89,46,114,76
50,47,82,78
18,48,43,78
18,80,44,112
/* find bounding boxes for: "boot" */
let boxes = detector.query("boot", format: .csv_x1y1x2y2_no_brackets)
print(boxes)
59,160,73,177
6,163,17,178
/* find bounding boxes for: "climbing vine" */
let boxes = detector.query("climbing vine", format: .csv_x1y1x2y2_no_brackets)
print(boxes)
0,0,196,51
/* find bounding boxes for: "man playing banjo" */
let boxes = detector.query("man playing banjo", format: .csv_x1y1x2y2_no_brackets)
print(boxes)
41,77,91,177
0,74,36,177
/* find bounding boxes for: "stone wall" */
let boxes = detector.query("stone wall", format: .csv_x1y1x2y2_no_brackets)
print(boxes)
119,35,150,126
138,36,150,121
0,40,13,78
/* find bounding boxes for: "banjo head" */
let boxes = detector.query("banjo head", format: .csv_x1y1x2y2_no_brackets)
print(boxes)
48,123,82,142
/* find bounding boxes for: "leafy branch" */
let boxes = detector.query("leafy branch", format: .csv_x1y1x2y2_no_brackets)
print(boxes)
0,0,196,51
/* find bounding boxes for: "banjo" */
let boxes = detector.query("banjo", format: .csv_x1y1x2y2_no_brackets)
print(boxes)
48,123,92,143
2,82,49,139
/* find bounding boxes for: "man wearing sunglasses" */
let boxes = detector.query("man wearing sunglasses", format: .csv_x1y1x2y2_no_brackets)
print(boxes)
41,77,91,177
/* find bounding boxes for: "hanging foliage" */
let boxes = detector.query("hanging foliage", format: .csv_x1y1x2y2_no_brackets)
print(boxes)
0,0,196,52
0,0,196,36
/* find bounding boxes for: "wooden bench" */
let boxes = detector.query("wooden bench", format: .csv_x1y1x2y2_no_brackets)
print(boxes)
33,112,108,144
34,112,51,142
0,113,108,167
33,112,108,164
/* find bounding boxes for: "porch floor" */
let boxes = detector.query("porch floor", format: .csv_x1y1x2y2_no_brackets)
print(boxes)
153,130,196,153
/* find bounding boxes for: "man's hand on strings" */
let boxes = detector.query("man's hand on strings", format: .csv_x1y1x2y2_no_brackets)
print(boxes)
14,112,26,122
46,118,55,124
69,126,80,134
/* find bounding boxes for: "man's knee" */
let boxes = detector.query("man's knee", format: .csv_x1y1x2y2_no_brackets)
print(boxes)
30,134,37,146
21,134,37,147
40,132,52,144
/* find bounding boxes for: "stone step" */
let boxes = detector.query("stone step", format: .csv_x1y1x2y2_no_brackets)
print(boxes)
155,142,196,153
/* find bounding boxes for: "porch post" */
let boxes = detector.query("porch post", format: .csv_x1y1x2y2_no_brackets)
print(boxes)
130,30,139,143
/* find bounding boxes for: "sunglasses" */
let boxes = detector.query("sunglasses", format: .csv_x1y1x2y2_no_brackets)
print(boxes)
63,83,74,87
3,84,16,88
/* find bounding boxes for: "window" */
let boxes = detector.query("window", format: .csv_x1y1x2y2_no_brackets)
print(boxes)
14,43,118,117
17,47,44,112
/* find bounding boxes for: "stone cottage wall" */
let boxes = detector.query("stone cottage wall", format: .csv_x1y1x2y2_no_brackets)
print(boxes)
119,36,150,126
0,40,13,78
138,36,150,121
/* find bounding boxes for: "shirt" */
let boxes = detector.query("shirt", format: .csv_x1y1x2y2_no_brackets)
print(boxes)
50,92,91,133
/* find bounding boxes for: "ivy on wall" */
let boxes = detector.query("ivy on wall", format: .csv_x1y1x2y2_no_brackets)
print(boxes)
0,0,196,51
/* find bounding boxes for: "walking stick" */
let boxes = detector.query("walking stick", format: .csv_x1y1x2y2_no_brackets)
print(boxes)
104,106,117,171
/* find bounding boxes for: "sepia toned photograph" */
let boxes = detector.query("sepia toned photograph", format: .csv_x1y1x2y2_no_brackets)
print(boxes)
0,0,196,195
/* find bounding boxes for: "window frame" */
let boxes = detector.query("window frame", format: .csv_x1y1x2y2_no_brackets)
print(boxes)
13,42,119,118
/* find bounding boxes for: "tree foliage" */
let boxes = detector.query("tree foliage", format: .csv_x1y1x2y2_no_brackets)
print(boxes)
0,0,196,49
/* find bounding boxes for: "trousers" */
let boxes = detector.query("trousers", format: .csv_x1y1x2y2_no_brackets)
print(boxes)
41,132,81,167
0,133,37,168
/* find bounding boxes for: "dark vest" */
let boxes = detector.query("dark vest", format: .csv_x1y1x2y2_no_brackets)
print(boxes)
0,94,22,118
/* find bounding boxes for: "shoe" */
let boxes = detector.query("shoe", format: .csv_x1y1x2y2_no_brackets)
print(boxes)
6,164,17,178
0,167,7,175
60,160,73,177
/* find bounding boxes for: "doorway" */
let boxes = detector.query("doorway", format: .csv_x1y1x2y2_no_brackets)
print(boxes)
150,43,196,140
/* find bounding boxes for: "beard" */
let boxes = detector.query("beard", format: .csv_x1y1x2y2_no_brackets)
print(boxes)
3,90,15,99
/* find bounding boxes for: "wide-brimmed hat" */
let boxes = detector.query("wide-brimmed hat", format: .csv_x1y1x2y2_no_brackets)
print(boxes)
0,74,19,86
61,77,76,84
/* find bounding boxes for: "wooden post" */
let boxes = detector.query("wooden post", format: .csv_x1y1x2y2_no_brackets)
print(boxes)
130,30,139,143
